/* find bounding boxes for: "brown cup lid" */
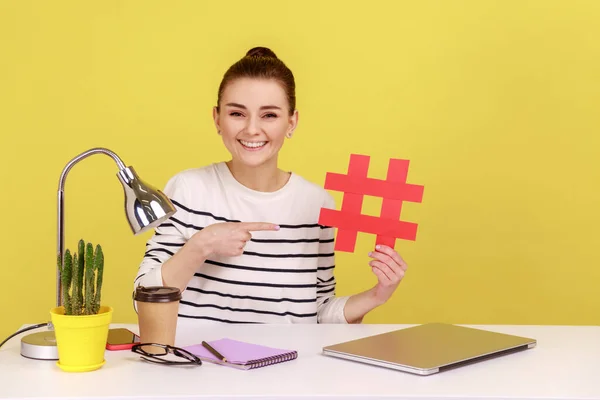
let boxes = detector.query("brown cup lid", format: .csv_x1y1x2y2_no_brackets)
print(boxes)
134,286,182,303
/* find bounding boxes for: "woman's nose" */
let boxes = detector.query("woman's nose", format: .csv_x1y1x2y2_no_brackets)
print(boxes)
245,116,261,135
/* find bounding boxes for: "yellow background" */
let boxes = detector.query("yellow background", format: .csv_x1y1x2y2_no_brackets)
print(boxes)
1,0,599,341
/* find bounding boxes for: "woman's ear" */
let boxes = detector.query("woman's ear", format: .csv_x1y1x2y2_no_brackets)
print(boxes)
287,109,299,138
213,106,221,135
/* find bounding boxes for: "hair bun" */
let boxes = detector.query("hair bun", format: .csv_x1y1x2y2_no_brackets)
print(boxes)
246,46,278,59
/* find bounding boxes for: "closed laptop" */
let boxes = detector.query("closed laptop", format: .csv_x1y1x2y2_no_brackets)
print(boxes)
322,322,537,375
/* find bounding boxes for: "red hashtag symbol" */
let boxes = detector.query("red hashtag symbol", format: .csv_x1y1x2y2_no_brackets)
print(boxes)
318,154,424,252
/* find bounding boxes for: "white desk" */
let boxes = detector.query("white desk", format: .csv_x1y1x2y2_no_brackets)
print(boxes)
0,322,598,400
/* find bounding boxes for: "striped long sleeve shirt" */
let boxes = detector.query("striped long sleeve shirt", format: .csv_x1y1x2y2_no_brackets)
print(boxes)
134,162,349,324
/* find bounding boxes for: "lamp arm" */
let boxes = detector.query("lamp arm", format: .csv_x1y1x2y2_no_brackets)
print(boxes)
56,147,127,307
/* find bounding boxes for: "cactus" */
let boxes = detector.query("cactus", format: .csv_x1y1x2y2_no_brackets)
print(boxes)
60,250,73,315
77,239,85,308
59,239,105,316
84,243,95,315
93,245,104,314
72,253,82,315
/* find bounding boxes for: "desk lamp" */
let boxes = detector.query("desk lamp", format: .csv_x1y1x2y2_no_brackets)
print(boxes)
20,147,176,360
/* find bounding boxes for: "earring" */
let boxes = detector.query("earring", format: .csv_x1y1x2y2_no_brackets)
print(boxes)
286,131,293,138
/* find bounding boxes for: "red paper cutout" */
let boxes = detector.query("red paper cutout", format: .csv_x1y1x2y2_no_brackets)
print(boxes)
318,154,424,252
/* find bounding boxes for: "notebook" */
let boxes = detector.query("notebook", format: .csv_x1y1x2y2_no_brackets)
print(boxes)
184,338,298,370
322,323,536,375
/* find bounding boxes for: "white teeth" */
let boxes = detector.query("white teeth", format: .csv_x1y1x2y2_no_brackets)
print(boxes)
239,140,267,148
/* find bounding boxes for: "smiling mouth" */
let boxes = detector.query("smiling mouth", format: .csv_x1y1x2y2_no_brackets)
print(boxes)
238,140,267,150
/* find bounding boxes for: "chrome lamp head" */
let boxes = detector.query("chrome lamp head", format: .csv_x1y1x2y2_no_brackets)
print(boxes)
117,166,176,235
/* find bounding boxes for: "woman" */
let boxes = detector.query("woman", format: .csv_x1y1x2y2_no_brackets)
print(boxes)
135,47,408,324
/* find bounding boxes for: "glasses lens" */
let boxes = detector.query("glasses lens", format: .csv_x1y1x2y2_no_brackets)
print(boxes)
133,344,201,366
136,344,168,356
173,348,201,363
140,355,169,364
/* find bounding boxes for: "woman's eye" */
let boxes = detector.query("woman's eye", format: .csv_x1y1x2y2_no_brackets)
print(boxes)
264,113,277,118
229,112,243,117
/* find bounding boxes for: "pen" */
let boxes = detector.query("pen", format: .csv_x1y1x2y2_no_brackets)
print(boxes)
202,341,228,363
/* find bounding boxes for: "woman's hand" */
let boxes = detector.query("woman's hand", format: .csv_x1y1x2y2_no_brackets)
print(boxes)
160,221,278,291
189,221,280,258
342,244,408,323
367,244,408,306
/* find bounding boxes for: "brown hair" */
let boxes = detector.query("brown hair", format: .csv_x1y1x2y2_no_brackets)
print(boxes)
216,47,296,115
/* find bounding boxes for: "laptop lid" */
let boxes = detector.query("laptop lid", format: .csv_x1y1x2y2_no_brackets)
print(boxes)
322,323,536,375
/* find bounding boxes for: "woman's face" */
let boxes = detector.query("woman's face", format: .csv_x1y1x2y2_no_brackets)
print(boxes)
213,78,298,169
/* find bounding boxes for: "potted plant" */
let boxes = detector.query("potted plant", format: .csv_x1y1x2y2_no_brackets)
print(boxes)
50,239,113,372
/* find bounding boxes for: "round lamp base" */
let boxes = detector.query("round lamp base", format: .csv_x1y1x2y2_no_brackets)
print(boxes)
20,331,59,360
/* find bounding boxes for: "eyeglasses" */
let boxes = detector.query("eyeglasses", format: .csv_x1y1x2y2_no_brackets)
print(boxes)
132,343,202,366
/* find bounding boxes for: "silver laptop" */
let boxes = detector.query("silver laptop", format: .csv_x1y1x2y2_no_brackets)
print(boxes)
322,322,536,375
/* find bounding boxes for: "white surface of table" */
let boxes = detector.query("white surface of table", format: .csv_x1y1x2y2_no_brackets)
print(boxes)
0,321,598,400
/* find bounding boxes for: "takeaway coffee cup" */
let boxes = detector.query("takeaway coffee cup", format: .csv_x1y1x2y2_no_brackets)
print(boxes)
134,286,182,354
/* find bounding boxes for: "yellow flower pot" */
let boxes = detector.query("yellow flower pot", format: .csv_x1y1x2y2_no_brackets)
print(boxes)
50,305,113,372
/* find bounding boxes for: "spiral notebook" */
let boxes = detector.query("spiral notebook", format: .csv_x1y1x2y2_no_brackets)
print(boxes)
183,338,298,370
